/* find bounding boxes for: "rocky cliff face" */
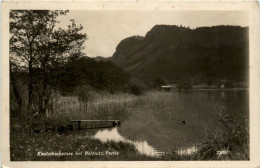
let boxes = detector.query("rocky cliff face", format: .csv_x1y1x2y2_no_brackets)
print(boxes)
111,25,249,85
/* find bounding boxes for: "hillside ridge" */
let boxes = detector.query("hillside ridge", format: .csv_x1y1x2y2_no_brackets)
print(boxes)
110,25,249,85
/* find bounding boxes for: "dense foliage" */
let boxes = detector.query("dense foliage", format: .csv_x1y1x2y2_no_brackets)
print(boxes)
10,10,87,116
53,56,130,94
10,10,142,119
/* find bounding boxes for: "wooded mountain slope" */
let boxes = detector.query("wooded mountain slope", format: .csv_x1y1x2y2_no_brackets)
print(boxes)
111,25,249,85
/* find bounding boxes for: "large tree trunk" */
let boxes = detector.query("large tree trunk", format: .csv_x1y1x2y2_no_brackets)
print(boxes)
27,46,34,116
28,61,33,110
39,54,50,116
10,66,23,117
40,62,48,116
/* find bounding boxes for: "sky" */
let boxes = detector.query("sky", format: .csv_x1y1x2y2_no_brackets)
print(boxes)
58,11,248,58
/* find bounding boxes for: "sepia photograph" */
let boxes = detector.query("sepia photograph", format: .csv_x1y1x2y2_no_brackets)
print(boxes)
1,1,260,168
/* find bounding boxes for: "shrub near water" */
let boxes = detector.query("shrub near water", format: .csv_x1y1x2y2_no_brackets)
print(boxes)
195,110,249,160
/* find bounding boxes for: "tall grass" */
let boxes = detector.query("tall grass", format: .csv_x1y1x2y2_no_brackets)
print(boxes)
51,92,139,120
55,90,223,121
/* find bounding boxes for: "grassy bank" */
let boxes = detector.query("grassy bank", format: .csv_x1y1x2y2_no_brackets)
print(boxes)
10,122,248,161
10,125,154,161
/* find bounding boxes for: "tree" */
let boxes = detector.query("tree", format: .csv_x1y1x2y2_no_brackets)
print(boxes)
153,77,167,89
10,10,87,116
10,10,48,112
127,78,147,95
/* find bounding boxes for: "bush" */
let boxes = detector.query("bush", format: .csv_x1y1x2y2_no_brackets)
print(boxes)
125,78,147,95
153,77,167,89
74,85,97,103
196,108,249,160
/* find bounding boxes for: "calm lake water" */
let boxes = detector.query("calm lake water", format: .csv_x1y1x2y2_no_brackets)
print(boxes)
80,90,249,157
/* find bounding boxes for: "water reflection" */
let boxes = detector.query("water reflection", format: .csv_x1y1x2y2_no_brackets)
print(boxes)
93,127,163,157
176,146,198,155
79,90,247,158
220,91,226,99
92,127,197,157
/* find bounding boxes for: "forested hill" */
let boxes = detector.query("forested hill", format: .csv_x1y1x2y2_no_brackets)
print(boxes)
111,25,249,85
55,56,129,94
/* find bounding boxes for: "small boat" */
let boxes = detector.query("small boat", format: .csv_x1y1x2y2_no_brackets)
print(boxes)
70,120,121,130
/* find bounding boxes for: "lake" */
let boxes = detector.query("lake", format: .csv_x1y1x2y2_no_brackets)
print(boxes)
79,90,249,157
